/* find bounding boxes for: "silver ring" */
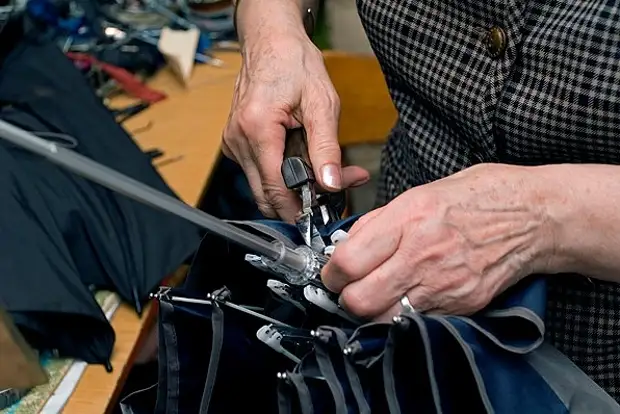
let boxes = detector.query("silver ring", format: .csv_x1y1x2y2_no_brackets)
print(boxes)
400,295,415,314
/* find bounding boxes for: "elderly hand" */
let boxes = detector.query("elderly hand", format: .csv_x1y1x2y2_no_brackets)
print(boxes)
222,25,368,222
321,163,558,321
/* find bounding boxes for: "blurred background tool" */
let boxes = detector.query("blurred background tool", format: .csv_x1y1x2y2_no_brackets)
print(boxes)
19,0,235,105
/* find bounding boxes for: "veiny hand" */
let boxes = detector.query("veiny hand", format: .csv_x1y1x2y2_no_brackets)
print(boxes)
222,33,368,222
321,164,558,321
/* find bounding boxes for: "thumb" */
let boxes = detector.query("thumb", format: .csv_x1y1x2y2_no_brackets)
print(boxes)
303,104,343,191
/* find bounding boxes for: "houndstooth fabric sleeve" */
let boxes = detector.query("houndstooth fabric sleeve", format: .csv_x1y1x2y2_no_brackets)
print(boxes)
356,0,620,401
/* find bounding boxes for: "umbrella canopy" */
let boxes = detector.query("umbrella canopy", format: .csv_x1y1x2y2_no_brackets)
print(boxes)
0,24,200,366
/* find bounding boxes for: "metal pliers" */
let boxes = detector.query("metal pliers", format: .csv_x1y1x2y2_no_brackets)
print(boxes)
281,128,346,252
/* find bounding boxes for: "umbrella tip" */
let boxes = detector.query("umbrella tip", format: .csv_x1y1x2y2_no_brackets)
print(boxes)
132,286,143,316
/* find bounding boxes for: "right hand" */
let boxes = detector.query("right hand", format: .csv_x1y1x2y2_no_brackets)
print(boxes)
222,26,369,222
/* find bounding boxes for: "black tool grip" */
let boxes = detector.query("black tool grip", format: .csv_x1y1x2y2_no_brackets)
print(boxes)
281,127,347,223
282,127,314,190
284,127,311,160
282,157,315,189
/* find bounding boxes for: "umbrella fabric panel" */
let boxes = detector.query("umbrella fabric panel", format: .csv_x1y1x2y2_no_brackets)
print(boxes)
0,30,200,365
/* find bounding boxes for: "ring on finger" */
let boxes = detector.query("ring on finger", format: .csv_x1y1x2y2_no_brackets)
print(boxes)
400,295,415,314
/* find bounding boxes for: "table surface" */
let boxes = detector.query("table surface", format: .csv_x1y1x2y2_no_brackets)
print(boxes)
62,51,241,414
60,49,396,414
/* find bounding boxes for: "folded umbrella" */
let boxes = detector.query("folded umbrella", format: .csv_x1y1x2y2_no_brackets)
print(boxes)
0,26,199,365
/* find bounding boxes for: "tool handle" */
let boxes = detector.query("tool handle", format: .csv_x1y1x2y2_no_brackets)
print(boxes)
282,157,314,190
284,127,311,162
282,127,315,190
283,128,348,224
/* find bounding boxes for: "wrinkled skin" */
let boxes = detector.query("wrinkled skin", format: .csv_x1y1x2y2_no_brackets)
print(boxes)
226,1,620,325
223,31,369,223
322,164,558,321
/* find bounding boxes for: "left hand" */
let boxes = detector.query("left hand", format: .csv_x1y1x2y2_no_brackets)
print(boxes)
321,163,557,321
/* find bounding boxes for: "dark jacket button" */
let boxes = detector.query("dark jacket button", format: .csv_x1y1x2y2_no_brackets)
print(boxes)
485,26,508,58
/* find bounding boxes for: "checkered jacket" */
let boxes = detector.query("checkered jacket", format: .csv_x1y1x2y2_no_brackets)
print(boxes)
356,0,620,400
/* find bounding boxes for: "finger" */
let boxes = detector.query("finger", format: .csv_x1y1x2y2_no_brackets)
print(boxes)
301,93,342,191
374,299,440,323
341,165,370,188
338,252,414,319
238,106,301,222
229,138,279,218
221,141,238,163
322,209,400,293
373,286,439,323
347,206,385,237
252,135,301,223
242,159,278,219
374,305,403,323
405,284,440,314
222,122,279,216
312,165,368,193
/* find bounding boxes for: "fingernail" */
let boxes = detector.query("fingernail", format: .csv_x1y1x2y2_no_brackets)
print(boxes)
321,164,341,190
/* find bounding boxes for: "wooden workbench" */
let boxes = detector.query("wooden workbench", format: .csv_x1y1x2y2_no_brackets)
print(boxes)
61,49,395,413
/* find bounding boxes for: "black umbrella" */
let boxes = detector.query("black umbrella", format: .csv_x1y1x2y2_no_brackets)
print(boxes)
0,27,200,366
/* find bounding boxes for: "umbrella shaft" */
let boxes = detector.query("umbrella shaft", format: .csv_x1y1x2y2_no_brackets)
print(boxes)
0,120,308,271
